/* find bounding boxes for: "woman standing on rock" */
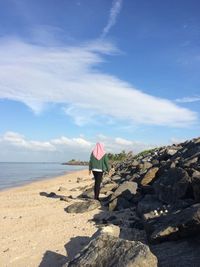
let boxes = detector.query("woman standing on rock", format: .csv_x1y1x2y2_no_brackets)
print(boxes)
89,143,110,201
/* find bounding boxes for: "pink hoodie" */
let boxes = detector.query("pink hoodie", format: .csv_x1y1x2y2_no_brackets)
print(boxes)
92,143,106,160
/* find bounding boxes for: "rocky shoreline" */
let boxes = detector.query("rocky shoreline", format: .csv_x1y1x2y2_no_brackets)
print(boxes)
62,136,200,266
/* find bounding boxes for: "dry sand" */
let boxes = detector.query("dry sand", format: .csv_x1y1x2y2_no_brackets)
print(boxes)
0,170,101,267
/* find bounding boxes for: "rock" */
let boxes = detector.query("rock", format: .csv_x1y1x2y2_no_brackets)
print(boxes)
131,160,139,166
120,227,147,243
111,175,122,183
79,188,94,199
100,225,120,237
67,233,157,267
107,181,138,211
140,167,159,186
109,197,132,211
165,148,178,156
146,203,200,243
60,196,71,202
47,192,56,197
112,181,138,201
137,195,163,217
65,200,100,213
137,162,153,172
154,167,190,204
150,236,200,267
102,176,112,185
190,170,200,202
100,183,118,194
93,208,140,228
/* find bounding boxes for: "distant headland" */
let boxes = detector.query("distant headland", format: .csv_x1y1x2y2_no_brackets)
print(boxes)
62,159,89,166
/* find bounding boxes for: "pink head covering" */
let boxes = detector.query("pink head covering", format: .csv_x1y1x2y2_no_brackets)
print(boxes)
92,142,106,160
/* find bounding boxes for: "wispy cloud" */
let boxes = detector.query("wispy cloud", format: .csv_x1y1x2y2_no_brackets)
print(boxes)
0,37,198,127
101,0,123,38
175,96,200,103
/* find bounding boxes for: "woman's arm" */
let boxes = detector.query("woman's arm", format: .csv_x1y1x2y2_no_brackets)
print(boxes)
104,154,110,172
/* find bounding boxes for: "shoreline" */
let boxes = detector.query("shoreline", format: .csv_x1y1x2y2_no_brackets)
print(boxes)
0,167,87,193
0,169,99,267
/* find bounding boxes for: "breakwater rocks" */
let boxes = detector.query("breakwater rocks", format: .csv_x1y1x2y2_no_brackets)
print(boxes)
66,137,200,267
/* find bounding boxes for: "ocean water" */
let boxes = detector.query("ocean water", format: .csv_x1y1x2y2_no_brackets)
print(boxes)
0,162,86,191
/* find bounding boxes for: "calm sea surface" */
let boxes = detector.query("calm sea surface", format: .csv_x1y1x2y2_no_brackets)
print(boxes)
0,162,86,191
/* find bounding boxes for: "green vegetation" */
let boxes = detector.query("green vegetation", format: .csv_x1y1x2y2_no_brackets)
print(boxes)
135,148,157,158
107,150,130,162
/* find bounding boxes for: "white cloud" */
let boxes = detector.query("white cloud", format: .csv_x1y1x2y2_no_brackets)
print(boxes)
175,96,200,103
51,136,92,147
0,131,156,161
115,137,133,146
101,0,123,38
2,131,56,151
0,37,198,127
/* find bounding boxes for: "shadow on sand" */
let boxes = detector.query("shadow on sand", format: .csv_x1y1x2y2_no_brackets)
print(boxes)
39,192,65,199
38,235,98,267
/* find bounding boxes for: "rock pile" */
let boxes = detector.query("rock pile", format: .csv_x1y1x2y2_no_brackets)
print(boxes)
66,137,200,267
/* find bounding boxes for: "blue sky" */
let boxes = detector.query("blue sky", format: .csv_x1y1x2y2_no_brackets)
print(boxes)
0,0,200,161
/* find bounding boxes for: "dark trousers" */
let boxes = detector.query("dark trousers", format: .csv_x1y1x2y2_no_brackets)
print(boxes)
92,171,103,200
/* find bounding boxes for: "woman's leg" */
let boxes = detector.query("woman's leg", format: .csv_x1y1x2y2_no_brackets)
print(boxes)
92,171,103,200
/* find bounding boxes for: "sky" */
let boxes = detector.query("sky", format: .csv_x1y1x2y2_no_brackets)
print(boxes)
0,0,200,161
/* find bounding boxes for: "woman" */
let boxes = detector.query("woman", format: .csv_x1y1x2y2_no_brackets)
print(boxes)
89,143,110,200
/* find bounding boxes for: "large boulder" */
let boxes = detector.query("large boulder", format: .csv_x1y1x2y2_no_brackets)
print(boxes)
153,167,190,204
108,181,138,211
146,203,200,243
79,188,94,199
67,233,157,267
151,236,200,267
111,181,138,201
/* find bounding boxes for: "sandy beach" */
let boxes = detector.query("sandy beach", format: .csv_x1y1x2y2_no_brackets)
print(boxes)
0,169,100,267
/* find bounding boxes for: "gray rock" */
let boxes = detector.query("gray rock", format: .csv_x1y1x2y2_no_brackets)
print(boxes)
79,188,94,199
67,233,157,267
108,181,138,211
131,160,139,167
111,175,122,183
165,148,178,156
191,170,200,201
154,167,190,204
93,208,140,228
151,236,200,267
100,225,120,238
109,197,132,211
112,181,138,201
100,183,118,194
147,203,200,243
60,196,71,202
120,227,147,243
65,200,100,213
137,195,164,218
137,162,153,172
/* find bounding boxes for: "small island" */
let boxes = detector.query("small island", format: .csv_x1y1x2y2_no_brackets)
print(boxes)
62,159,89,166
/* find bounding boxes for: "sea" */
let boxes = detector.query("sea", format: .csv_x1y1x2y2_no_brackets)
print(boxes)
0,162,86,191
